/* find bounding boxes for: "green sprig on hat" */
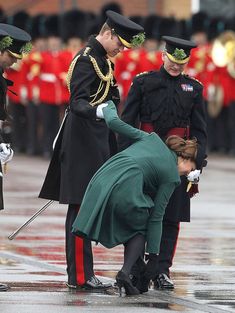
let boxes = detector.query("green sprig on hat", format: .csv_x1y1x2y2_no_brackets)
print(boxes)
131,32,145,48
172,48,187,60
20,41,33,54
0,36,13,51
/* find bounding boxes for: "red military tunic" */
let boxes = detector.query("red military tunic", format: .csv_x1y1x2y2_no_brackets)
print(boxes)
138,49,162,72
39,51,62,105
5,61,23,104
186,43,215,100
20,51,42,103
57,50,73,105
114,49,141,102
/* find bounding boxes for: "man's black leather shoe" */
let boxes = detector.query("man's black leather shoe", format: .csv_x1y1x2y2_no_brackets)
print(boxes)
154,273,174,290
0,283,9,291
67,276,112,290
83,276,112,290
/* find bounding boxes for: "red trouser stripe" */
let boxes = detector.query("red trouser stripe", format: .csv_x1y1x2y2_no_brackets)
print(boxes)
75,206,85,285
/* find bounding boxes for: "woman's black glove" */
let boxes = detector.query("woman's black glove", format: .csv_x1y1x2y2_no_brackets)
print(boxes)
143,253,159,280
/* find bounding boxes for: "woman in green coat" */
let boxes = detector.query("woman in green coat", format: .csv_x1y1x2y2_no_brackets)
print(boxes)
72,101,197,295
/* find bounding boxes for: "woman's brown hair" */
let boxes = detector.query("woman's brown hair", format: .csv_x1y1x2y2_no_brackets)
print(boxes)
165,135,197,160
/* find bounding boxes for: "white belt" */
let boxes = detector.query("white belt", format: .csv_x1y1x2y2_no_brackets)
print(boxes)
121,71,131,80
40,73,57,83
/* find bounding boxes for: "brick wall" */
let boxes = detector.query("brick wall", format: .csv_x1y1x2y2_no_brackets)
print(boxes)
1,0,192,18
161,0,191,18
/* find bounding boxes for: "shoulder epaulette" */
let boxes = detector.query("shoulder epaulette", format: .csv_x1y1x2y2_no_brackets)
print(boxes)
22,54,29,61
183,73,203,86
31,52,42,62
67,54,81,92
83,47,91,57
136,71,149,78
130,50,140,61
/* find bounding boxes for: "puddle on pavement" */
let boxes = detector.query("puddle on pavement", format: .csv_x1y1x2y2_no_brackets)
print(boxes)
28,271,63,276
6,281,68,292
128,302,187,310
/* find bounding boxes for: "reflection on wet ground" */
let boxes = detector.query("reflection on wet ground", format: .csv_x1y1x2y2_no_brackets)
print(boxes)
0,154,235,312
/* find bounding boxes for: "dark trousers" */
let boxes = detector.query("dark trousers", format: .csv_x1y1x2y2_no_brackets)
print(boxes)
26,101,41,155
65,204,94,285
9,102,27,152
207,106,231,153
157,219,180,276
228,101,235,153
0,163,3,210
39,103,60,157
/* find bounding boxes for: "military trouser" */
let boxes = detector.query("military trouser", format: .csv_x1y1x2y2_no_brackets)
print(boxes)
65,204,94,285
157,219,180,276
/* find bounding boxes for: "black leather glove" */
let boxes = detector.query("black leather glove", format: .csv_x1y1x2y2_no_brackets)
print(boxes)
143,253,159,280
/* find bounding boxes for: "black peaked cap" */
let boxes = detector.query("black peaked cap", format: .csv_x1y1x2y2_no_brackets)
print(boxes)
162,36,197,64
0,23,31,58
106,10,144,48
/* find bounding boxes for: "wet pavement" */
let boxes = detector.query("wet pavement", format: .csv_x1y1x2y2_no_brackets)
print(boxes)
0,153,235,313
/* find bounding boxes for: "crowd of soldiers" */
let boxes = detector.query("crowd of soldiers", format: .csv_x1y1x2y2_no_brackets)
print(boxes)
1,4,235,157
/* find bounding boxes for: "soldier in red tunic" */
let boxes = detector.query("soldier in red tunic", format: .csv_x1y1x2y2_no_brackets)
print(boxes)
20,14,47,155
138,15,163,72
38,14,62,158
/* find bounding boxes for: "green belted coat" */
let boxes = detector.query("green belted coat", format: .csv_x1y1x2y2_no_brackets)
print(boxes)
72,102,180,254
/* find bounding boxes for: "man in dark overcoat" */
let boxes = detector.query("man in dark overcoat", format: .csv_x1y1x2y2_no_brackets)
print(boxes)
0,23,32,291
118,36,207,290
39,10,145,290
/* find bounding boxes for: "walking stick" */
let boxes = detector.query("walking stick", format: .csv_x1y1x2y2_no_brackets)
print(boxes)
8,200,54,240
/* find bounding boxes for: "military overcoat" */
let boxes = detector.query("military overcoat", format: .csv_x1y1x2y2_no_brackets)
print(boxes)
118,66,207,222
39,36,120,204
